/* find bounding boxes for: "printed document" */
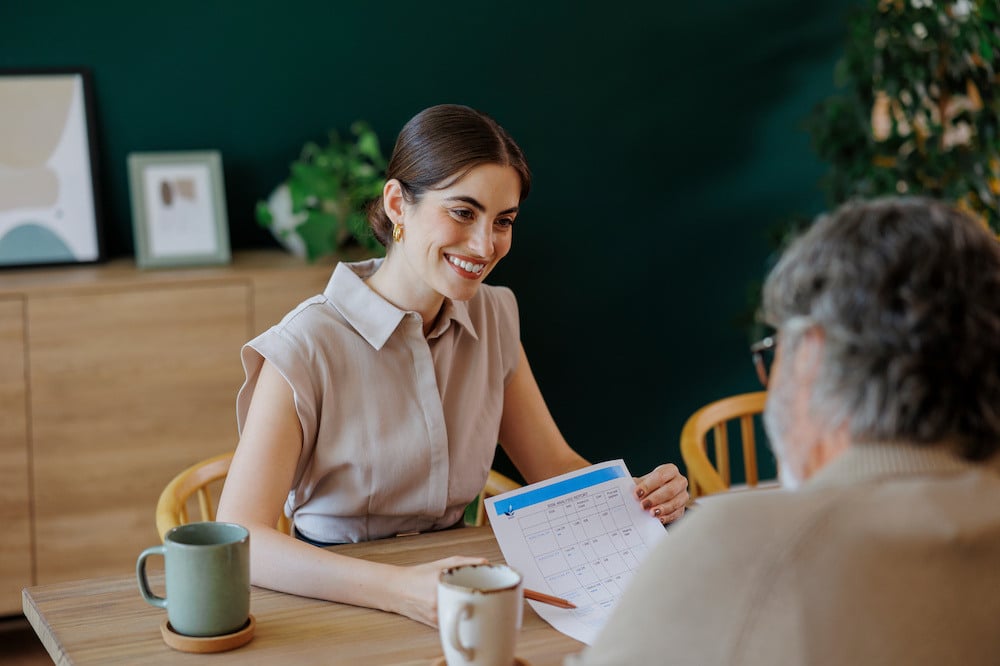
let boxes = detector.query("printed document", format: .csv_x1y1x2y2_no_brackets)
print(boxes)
486,459,667,644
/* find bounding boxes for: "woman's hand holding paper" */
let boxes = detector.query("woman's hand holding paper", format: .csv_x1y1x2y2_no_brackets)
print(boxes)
634,464,689,524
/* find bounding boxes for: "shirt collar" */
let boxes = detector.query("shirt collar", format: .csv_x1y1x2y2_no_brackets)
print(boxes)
427,296,478,341
325,259,479,349
805,440,983,490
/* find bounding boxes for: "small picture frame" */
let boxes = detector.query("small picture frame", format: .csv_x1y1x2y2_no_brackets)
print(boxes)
0,67,104,268
127,150,231,269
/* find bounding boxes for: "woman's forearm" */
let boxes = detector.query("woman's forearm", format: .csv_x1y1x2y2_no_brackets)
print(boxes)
227,521,486,626
240,522,402,613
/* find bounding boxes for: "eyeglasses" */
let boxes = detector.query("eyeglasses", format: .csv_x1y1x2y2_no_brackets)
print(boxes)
750,335,776,387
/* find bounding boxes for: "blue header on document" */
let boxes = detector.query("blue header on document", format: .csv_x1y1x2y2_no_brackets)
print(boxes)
490,465,627,517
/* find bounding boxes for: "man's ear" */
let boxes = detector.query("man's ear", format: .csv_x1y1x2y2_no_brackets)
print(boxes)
795,326,825,380
796,325,849,477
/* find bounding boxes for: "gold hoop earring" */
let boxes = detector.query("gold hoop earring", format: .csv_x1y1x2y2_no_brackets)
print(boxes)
392,223,403,243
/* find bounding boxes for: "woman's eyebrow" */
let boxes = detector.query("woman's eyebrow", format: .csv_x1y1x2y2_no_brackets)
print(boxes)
445,196,519,216
445,195,486,211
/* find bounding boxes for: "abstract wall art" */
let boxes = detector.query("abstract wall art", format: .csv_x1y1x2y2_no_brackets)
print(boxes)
0,68,103,268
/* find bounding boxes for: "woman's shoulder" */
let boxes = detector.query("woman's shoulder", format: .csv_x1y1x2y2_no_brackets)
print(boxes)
468,283,517,316
253,293,351,351
463,285,520,359
461,284,519,338
270,294,329,329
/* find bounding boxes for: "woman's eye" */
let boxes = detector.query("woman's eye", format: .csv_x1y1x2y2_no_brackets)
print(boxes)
494,217,515,229
450,208,474,220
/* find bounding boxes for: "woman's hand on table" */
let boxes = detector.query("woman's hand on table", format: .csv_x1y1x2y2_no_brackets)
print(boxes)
391,555,488,627
634,463,689,524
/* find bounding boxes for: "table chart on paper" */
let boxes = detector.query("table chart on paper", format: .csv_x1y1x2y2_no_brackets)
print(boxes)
486,460,667,644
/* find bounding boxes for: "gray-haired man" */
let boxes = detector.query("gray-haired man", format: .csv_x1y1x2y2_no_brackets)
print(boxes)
569,197,1000,665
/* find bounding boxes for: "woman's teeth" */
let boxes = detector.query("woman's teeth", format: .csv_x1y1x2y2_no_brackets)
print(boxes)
449,256,485,274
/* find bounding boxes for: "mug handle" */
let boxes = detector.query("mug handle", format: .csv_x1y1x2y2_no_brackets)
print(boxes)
136,545,167,609
447,602,475,662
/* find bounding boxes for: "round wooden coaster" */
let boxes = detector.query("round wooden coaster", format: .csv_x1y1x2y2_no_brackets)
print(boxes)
160,614,255,653
429,657,529,666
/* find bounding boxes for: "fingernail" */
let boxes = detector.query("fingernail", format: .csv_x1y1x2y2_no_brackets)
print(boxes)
636,488,645,498
642,500,652,510
654,508,661,516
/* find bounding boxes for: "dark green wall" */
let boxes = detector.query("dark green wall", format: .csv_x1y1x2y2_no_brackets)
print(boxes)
2,0,858,481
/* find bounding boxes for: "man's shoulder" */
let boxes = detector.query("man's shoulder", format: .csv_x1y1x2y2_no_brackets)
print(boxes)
682,486,838,533
572,489,844,666
655,486,854,577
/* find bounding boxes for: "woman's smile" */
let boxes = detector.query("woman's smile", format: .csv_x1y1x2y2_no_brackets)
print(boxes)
446,253,487,277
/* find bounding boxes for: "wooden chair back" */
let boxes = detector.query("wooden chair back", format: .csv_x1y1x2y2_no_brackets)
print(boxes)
155,451,291,540
680,391,768,498
471,469,522,527
156,452,520,538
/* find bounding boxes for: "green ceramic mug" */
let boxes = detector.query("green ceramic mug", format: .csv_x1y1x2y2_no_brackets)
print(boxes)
136,522,250,637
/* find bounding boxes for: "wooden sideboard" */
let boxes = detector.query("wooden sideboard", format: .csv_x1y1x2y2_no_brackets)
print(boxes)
0,251,338,615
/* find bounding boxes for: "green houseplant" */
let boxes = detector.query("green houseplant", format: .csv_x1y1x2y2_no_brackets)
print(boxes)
746,0,999,336
256,121,388,262
806,0,1000,231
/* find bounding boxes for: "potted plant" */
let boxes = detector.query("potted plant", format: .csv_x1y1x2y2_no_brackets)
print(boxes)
744,1,999,337
806,0,1000,231
256,121,388,262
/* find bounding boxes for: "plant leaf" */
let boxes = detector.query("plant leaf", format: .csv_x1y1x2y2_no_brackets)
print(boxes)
295,211,340,263
255,200,274,228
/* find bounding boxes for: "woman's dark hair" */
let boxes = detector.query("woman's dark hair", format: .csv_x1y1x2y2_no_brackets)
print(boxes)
367,104,531,246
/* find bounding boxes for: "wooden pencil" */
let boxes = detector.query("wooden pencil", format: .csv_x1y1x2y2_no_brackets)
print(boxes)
524,588,576,609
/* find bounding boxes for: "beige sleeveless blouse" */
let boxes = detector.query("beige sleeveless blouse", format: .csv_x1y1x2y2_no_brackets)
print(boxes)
236,259,520,543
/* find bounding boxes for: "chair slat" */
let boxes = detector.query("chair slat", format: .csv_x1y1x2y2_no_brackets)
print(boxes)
158,451,513,539
713,424,730,486
679,392,768,498
197,487,215,522
740,415,758,487
473,470,523,526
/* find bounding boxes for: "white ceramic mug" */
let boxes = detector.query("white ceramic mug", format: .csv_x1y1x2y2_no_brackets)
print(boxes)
438,563,523,666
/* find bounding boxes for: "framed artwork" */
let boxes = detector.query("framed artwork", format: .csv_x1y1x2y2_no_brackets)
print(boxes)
127,151,231,269
0,68,104,268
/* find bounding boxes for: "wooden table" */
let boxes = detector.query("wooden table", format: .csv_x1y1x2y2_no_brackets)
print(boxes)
22,526,585,665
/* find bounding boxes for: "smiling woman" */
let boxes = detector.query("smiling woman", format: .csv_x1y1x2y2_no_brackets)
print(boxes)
216,104,690,628
364,105,529,329
367,162,521,327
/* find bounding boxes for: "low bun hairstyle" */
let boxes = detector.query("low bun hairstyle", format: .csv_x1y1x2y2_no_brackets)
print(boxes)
367,104,531,247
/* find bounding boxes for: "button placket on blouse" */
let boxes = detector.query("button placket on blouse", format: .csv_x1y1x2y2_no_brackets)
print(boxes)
405,313,450,518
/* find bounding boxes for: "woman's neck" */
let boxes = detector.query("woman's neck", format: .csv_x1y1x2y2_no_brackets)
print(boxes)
365,256,444,337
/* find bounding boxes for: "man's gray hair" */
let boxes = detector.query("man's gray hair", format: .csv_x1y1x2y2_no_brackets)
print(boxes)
762,196,1000,460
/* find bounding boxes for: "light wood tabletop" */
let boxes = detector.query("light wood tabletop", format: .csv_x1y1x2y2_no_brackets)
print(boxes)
22,526,585,665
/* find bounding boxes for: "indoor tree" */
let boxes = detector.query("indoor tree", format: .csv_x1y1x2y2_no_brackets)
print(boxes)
807,0,1000,232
